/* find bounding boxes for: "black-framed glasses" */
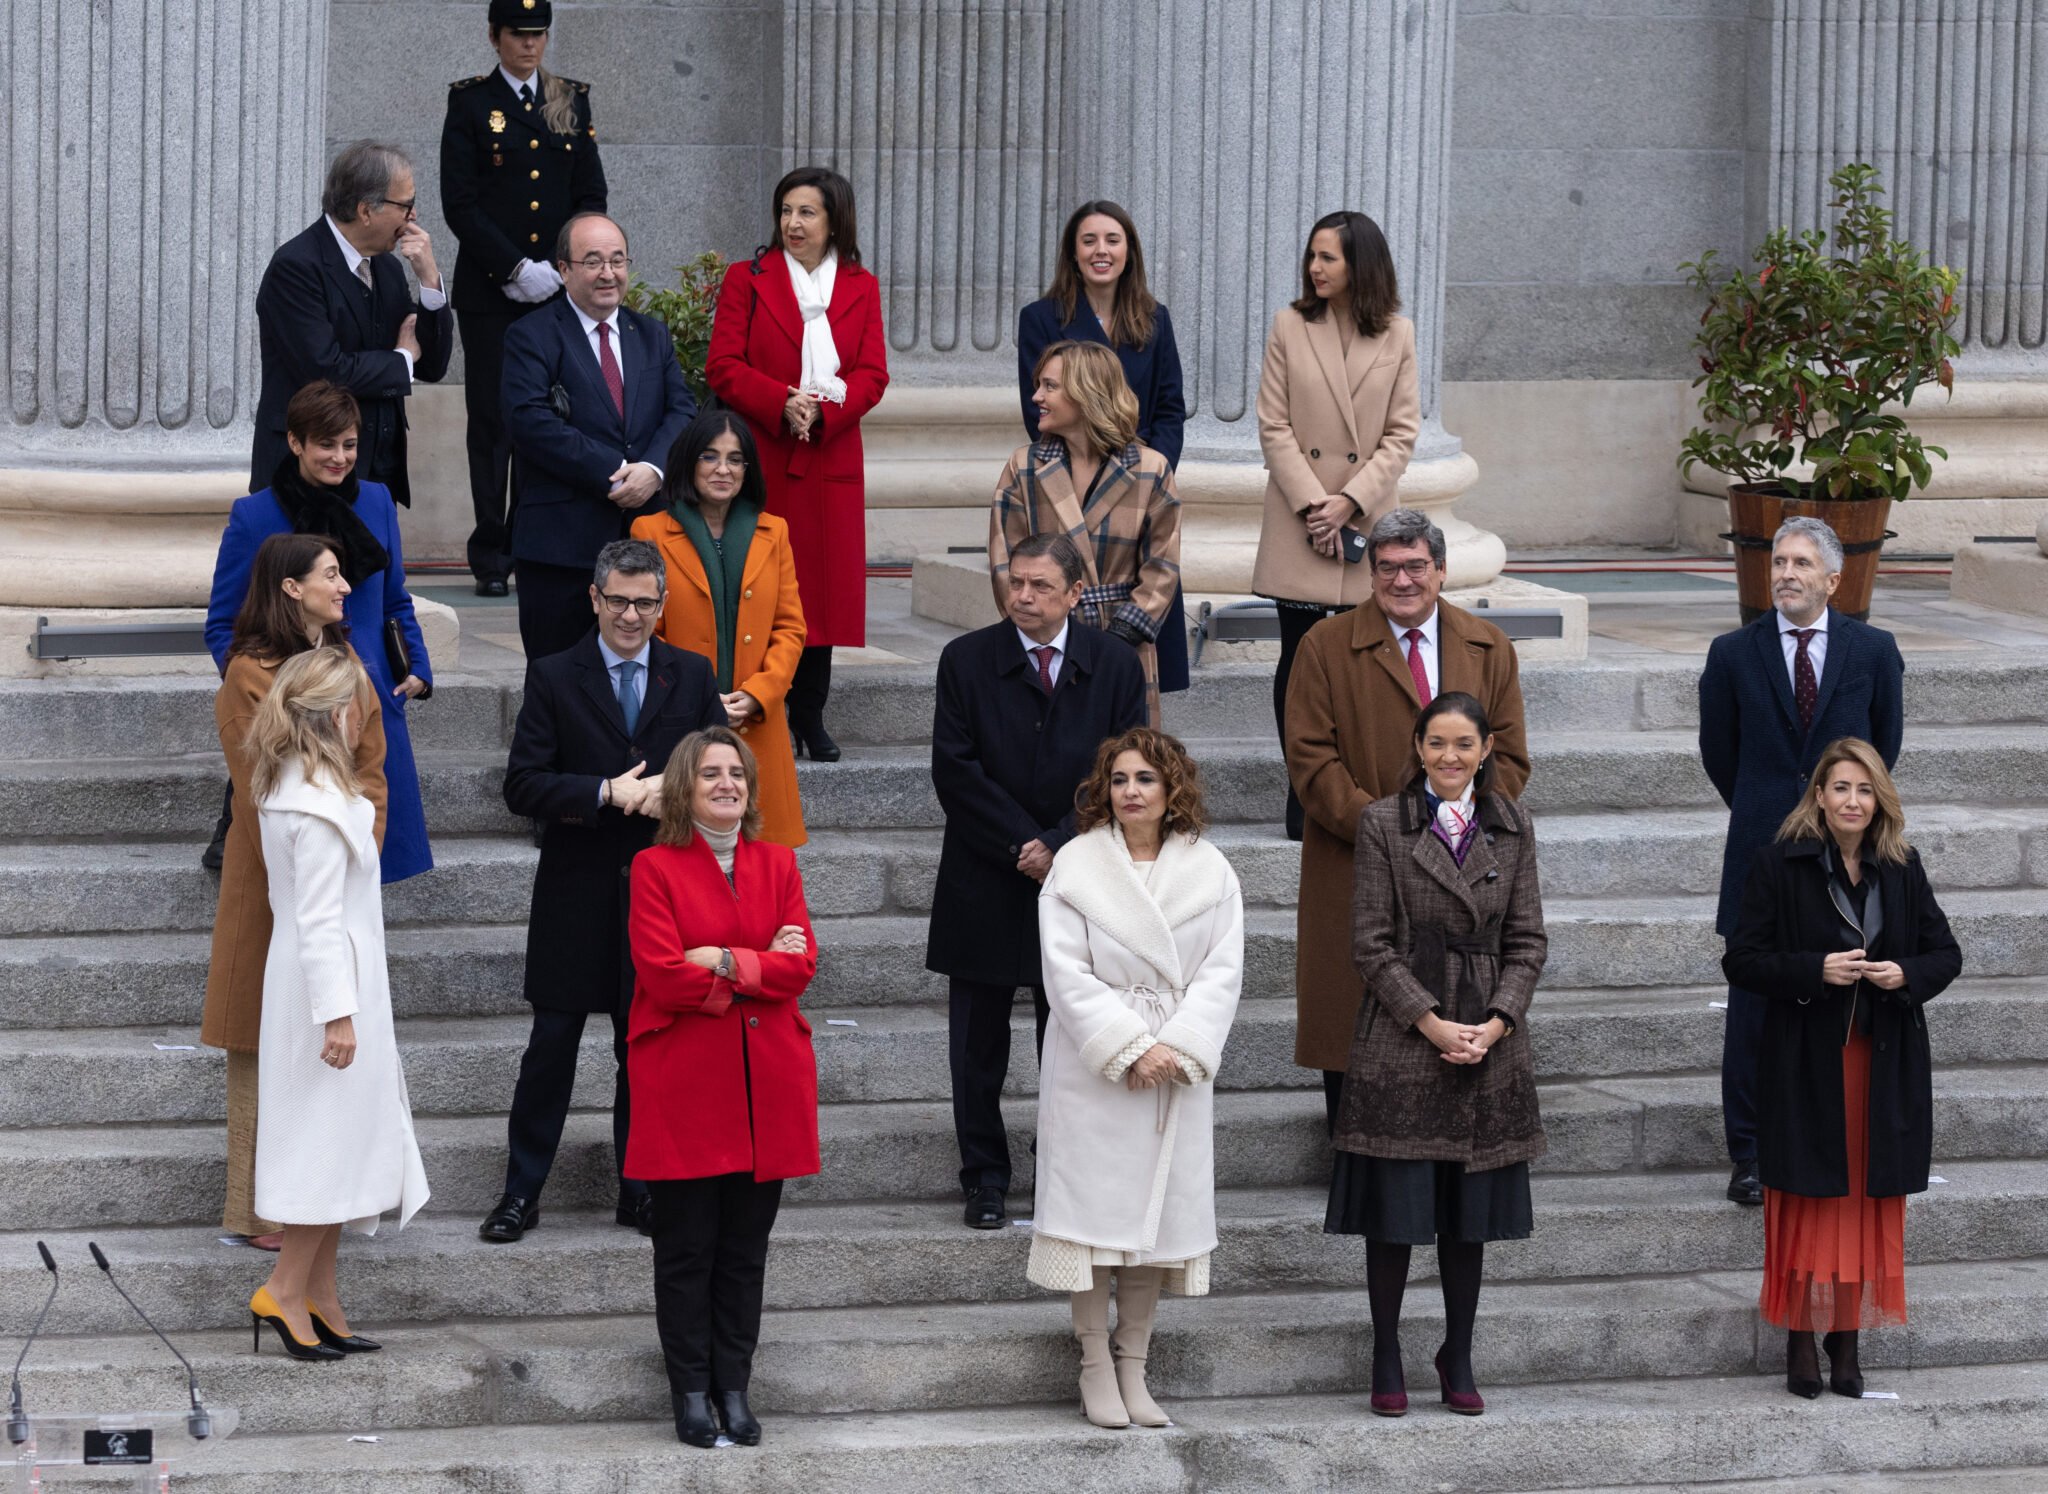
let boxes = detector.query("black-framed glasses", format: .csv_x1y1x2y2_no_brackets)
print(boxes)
1373,558,1436,581
598,593,661,616
571,255,632,274
379,196,418,217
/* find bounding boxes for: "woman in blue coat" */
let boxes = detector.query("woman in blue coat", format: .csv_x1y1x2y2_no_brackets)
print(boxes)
207,380,434,882
1017,201,1190,695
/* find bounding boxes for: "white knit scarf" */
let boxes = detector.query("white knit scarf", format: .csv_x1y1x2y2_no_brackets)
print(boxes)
783,249,846,404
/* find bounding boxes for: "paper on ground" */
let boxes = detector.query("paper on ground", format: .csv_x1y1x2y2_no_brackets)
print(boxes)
826,1019,858,1027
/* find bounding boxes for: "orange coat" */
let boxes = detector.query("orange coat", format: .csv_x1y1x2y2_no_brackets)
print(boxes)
631,507,809,847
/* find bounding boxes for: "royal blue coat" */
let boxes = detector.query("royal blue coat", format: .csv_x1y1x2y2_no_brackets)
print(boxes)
204,481,435,883
1698,608,1904,936
1017,297,1190,691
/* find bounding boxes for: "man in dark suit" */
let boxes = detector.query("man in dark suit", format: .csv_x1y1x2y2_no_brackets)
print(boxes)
253,141,453,507
502,211,695,662
482,538,723,1243
440,0,608,595
1700,515,1905,1206
927,532,1148,1230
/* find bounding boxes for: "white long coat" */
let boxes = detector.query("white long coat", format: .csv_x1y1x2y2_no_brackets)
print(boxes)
1034,824,1244,1263
253,763,429,1232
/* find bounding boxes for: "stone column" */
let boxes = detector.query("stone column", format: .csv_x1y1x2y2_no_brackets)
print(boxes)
0,0,329,610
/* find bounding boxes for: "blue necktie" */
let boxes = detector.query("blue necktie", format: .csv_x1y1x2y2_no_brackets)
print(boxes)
616,659,641,734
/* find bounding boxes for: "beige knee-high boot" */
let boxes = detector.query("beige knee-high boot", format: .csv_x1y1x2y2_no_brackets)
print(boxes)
1071,1272,1129,1428
1111,1266,1169,1427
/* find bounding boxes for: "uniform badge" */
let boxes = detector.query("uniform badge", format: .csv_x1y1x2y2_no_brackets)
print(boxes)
491,154,503,166
488,110,506,133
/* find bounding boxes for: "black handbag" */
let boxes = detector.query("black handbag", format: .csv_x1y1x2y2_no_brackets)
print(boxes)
384,619,431,700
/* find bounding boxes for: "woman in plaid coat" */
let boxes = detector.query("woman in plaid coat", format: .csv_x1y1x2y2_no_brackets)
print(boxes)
989,340,1182,726
1327,690,1548,1419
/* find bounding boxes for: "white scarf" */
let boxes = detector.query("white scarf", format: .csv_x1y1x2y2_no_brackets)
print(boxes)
783,249,846,404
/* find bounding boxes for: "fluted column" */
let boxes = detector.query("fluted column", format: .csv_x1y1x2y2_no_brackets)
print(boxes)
0,0,329,607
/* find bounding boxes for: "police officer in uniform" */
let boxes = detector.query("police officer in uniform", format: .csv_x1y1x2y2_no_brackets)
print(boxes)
440,0,607,596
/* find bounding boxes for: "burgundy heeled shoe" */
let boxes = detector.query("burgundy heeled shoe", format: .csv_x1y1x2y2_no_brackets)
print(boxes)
1434,1347,1484,1416
1370,1385,1409,1417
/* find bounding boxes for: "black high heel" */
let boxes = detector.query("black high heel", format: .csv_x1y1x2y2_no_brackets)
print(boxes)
675,1392,720,1449
250,1287,344,1362
788,713,842,762
1785,1330,1822,1399
308,1307,382,1354
1822,1331,1864,1398
715,1389,761,1445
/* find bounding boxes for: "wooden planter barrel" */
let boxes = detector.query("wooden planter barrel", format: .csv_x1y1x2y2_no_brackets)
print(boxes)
1724,484,1895,622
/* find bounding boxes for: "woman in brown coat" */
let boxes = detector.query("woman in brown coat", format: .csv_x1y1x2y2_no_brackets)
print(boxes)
205,534,388,1245
1328,691,1547,1419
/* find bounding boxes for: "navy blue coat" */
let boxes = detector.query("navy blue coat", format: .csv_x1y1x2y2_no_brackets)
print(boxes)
1017,297,1190,691
205,480,434,883
1699,609,1905,935
501,296,696,570
926,620,1146,988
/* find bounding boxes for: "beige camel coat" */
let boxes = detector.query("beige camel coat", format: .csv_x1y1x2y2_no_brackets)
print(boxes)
1283,601,1530,1071
1250,308,1419,606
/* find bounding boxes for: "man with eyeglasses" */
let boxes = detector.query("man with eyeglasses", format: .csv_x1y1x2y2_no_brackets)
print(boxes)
488,537,723,1244
1282,508,1532,1133
252,141,452,512
502,211,696,661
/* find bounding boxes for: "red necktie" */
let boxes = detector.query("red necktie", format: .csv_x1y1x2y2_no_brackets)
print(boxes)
1404,628,1432,706
1031,645,1056,693
597,321,625,420
1792,628,1818,730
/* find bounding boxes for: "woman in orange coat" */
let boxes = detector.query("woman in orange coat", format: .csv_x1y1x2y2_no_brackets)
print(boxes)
632,409,808,847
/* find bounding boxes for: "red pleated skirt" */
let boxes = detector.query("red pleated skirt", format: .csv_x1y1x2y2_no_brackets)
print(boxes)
1759,1028,1907,1331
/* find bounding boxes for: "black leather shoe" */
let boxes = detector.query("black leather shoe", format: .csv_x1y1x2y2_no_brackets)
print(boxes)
675,1392,719,1449
616,1194,655,1237
478,1194,539,1243
715,1389,761,1445
964,1185,1007,1230
200,820,229,871
1727,1160,1763,1206
475,578,509,598
789,713,842,762
1822,1331,1865,1398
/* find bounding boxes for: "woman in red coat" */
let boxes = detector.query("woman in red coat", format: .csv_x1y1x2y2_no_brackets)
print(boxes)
705,165,889,762
627,725,819,1450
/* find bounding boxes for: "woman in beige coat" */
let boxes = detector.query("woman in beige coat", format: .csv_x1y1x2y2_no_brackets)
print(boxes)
1251,211,1420,838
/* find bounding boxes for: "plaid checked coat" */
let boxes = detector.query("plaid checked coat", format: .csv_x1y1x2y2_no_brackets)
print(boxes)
988,438,1182,726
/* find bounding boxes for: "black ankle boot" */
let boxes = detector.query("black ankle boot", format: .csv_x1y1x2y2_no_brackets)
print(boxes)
715,1389,761,1445
789,710,841,762
1785,1331,1822,1399
675,1392,719,1448
1822,1331,1864,1398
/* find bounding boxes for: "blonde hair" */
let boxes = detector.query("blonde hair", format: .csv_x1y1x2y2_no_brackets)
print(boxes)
654,727,763,846
536,69,576,136
244,647,366,803
1776,737,1911,865
1035,341,1139,459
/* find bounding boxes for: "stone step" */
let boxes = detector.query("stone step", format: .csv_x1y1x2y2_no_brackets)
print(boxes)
26,1363,2048,1494
5,1163,2043,1335
7,1065,2048,1231
10,1258,2045,1435
11,980,2048,1128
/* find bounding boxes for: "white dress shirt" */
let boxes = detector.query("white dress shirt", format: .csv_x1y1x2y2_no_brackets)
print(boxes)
1776,608,1830,687
1017,619,1072,688
570,301,663,480
1389,605,1441,699
324,215,446,385
499,64,539,101
594,634,653,806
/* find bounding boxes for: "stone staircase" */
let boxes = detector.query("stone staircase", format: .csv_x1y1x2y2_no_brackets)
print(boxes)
2,656,2046,1490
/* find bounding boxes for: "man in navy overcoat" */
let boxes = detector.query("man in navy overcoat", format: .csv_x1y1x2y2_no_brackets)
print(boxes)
1698,516,1904,1206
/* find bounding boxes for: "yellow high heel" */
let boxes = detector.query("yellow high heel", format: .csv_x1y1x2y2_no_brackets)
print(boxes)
250,1286,344,1362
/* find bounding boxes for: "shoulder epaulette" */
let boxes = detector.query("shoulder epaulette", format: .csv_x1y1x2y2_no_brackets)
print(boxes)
450,74,489,90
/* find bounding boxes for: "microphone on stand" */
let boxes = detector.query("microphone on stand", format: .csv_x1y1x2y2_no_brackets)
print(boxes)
86,1243,211,1441
7,1242,59,1444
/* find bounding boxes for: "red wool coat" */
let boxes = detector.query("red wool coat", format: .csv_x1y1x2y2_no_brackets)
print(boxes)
625,836,821,1183
705,254,890,649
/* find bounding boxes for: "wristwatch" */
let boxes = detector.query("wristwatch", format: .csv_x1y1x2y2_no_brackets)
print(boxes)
716,947,734,980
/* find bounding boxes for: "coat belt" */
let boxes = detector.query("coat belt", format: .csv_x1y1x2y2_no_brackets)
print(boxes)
1118,982,1186,1132
1410,921,1502,1026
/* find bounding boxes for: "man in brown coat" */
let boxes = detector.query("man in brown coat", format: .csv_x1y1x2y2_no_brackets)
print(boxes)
1283,508,1531,1128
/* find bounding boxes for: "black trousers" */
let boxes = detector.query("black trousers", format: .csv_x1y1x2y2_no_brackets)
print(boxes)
503,1004,645,1205
788,644,833,720
1721,983,1766,1164
1273,602,1352,839
456,300,533,583
649,1173,784,1396
515,559,595,664
948,977,1051,1194
1322,1068,1346,1138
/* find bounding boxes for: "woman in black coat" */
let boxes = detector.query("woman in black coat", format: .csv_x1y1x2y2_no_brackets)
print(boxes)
1723,737,1961,1401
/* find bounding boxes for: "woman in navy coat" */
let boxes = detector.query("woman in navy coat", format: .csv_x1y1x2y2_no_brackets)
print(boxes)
1017,201,1190,695
208,381,433,882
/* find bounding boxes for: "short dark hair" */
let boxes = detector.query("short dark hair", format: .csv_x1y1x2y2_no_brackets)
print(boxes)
663,408,767,512
762,165,862,268
1293,210,1401,338
556,212,627,266
1365,508,1446,571
1011,532,1086,589
592,538,664,595
1413,690,1498,793
322,141,409,222
229,533,349,663
284,381,361,444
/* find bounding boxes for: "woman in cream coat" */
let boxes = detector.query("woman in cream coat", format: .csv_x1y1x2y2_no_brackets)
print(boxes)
1032,727,1244,1429
1252,210,1419,838
247,647,429,1362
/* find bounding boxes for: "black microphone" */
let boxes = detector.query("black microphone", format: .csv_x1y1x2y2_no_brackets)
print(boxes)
7,1241,59,1444
86,1243,210,1441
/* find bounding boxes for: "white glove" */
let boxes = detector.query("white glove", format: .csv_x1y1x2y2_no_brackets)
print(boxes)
501,258,563,304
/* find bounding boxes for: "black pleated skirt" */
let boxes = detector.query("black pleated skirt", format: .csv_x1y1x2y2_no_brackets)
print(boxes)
1324,1150,1534,1246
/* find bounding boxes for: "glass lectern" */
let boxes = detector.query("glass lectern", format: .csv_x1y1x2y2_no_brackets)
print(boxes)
10,1409,239,1491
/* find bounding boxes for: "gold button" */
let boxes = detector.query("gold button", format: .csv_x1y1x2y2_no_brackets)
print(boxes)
529,140,539,150
529,169,540,180
743,588,753,598
529,233,539,243
742,634,753,644
529,200,539,211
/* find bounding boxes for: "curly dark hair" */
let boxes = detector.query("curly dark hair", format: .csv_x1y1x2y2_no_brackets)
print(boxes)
1073,727,1209,839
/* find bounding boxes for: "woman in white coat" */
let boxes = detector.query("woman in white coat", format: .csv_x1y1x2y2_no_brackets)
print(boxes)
1031,726,1245,1429
245,647,429,1362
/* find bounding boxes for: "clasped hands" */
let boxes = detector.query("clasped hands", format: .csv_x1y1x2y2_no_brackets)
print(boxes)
1015,837,1053,883
783,387,821,442
1304,493,1357,559
681,926,810,972
1823,948,1907,990
606,461,661,509
1420,1011,1507,1066
502,257,565,304
1124,1043,1187,1091
606,761,664,818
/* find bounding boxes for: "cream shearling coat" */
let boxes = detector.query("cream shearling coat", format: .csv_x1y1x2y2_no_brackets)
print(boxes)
253,763,429,1233
1032,825,1244,1278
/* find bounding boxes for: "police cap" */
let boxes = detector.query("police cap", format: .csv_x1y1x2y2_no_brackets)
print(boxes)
488,0,551,31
